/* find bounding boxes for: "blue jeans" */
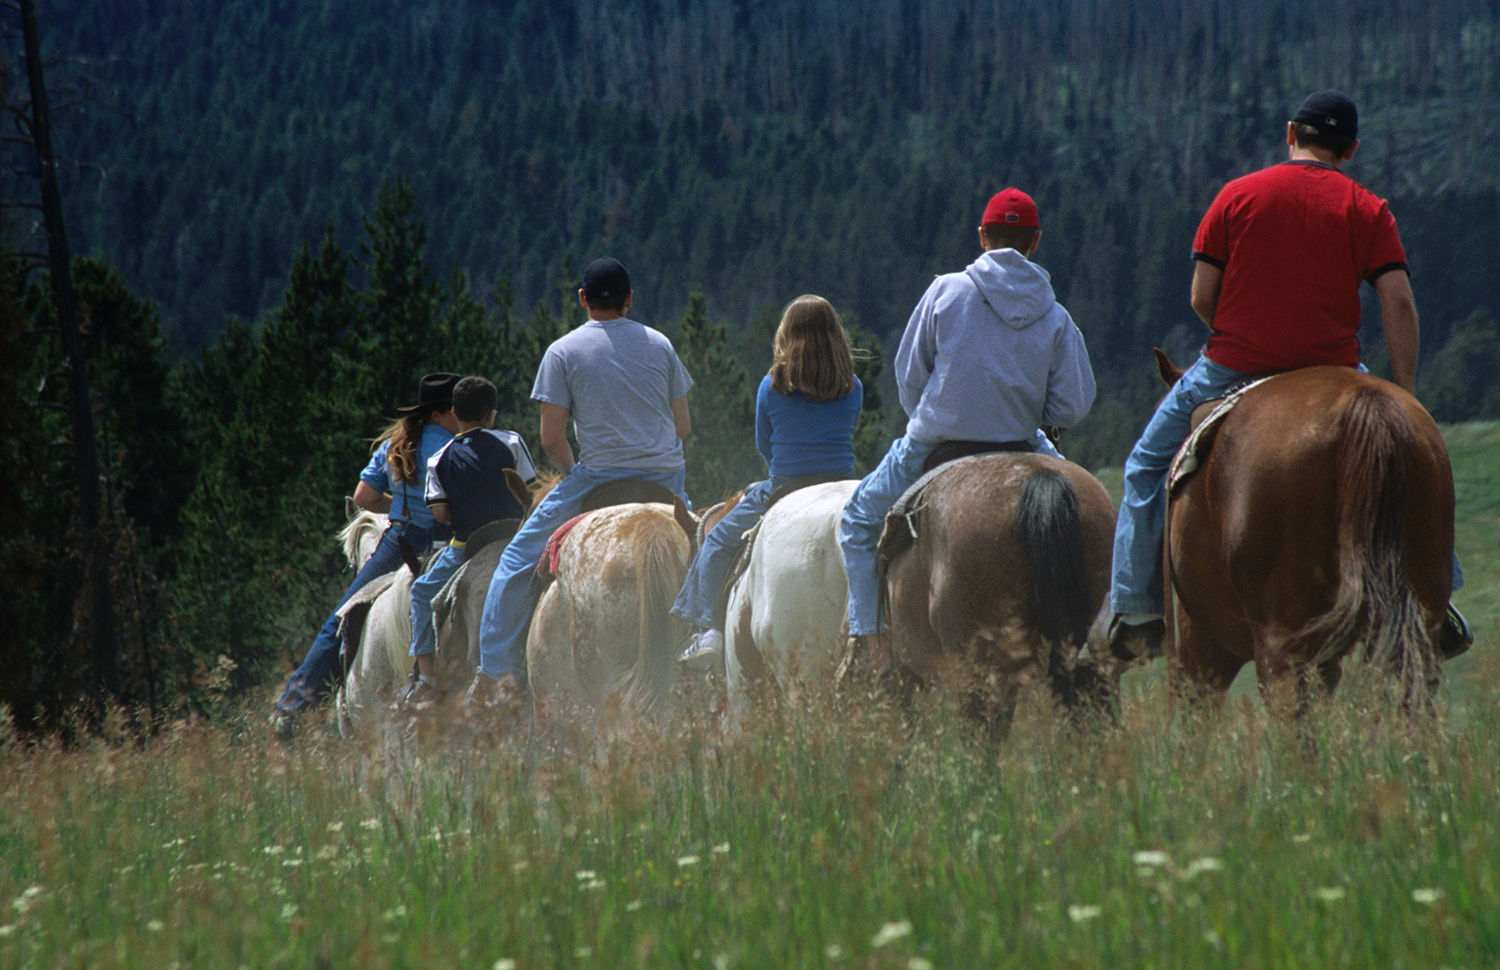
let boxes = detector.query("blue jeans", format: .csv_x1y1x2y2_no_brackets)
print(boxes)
840,430,1061,635
670,476,785,630
276,522,432,714
410,543,465,658
477,465,689,682
1109,355,1462,616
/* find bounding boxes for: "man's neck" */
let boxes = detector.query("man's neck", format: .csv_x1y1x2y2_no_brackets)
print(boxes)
1288,144,1344,168
455,420,489,434
587,310,627,322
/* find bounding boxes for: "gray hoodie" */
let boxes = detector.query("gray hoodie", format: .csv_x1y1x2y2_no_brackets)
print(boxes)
895,247,1096,445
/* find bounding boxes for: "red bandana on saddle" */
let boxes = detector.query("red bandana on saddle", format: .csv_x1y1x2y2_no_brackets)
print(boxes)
536,513,593,583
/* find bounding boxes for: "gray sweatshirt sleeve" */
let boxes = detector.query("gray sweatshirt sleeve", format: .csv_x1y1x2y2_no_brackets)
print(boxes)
1042,310,1097,429
895,281,940,418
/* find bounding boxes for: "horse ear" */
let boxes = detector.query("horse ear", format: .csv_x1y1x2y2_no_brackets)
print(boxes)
503,468,532,511
672,495,696,539
346,495,358,520
1153,347,1183,387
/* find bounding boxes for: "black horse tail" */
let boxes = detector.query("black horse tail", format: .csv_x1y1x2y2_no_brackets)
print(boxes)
1017,467,1094,652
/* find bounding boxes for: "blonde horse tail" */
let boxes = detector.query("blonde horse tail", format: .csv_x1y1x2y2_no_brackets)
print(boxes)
624,513,689,714
1305,386,1431,704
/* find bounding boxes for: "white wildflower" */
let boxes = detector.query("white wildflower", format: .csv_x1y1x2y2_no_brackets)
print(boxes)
1132,850,1170,867
872,920,913,948
1312,887,1346,902
677,855,700,867
1068,905,1103,923
1412,888,1444,905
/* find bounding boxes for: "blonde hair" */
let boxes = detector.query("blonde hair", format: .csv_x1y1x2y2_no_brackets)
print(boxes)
373,412,428,484
767,295,855,401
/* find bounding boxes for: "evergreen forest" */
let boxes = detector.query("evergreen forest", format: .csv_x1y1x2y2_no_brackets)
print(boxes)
4,0,1500,731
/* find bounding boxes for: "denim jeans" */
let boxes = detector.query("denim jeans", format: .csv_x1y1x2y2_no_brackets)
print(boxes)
670,476,785,630
476,465,689,682
1109,354,1462,617
276,521,432,714
839,430,1061,636
409,543,465,658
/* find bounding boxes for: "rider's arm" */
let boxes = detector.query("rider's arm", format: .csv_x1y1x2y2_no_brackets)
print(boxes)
353,480,391,514
1374,269,1419,394
670,395,692,440
1190,261,1223,327
539,402,575,475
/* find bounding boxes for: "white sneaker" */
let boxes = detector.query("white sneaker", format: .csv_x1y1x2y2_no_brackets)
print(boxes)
679,629,725,670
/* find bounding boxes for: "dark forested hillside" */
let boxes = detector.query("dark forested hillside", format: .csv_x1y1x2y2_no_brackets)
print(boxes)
27,0,1500,405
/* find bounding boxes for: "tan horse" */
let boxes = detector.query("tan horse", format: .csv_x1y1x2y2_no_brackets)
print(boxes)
526,498,696,728
881,452,1118,737
1157,352,1453,715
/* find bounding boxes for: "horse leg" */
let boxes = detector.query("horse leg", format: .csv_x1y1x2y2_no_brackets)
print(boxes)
1169,612,1244,718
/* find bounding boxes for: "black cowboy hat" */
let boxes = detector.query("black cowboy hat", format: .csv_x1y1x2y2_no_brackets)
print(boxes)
397,372,459,413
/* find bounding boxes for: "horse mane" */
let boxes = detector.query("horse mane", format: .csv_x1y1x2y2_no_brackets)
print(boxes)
338,509,386,568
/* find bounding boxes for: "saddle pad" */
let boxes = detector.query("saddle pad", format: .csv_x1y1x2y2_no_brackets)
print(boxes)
1166,374,1281,492
536,512,592,582
335,570,399,620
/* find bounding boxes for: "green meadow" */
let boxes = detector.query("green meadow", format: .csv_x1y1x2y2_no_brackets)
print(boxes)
2,427,1498,970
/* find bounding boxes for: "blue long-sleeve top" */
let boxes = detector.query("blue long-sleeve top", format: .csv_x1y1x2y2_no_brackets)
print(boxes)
755,373,862,478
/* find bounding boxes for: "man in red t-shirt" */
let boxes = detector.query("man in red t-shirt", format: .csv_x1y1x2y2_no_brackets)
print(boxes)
1106,89,1469,662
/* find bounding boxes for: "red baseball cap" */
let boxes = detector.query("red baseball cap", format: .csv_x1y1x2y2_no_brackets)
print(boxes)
981,188,1040,229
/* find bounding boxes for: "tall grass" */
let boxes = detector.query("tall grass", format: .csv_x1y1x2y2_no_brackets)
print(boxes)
2,423,1495,969
4,663,1500,969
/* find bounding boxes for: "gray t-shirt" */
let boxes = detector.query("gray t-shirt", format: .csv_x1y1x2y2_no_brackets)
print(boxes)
532,318,693,472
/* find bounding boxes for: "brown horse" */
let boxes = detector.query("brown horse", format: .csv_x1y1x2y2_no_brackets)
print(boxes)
1158,353,1454,714
881,452,1118,737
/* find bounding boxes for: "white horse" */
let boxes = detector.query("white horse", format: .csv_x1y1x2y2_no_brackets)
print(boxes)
337,470,536,735
723,479,857,710
332,504,415,735
527,500,695,728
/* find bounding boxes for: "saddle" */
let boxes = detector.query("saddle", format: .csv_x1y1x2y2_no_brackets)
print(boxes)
920,438,1035,474
462,518,523,558
580,478,676,512
336,570,401,671
709,474,858,630
1167,372,1284,492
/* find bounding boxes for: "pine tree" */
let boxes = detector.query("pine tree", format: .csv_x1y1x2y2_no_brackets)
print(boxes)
673,289,757,505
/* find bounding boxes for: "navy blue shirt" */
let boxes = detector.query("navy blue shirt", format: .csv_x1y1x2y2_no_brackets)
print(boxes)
424,429,538,545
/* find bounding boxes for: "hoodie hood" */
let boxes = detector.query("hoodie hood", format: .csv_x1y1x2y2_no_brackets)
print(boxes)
964,248,1057,330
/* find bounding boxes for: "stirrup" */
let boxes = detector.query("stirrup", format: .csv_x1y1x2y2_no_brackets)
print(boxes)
1107,613,1166,663
1440,603,1473,660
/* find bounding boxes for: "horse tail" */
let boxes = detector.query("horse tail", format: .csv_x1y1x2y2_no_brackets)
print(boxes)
623,513,689,713
1017,467,1093,652
1304,386,1432,700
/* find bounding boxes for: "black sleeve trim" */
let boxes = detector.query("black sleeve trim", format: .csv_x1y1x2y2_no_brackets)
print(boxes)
1367,262,1408,283
1191,250,1226,269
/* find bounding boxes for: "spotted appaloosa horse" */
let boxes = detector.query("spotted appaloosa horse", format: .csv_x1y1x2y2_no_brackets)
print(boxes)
881,452,1118,737
525,498,697,727
1157,352,1454,716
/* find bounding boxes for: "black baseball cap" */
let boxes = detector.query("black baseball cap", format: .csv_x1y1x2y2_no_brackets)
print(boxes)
1293,90,1358,139
580,257,631,302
